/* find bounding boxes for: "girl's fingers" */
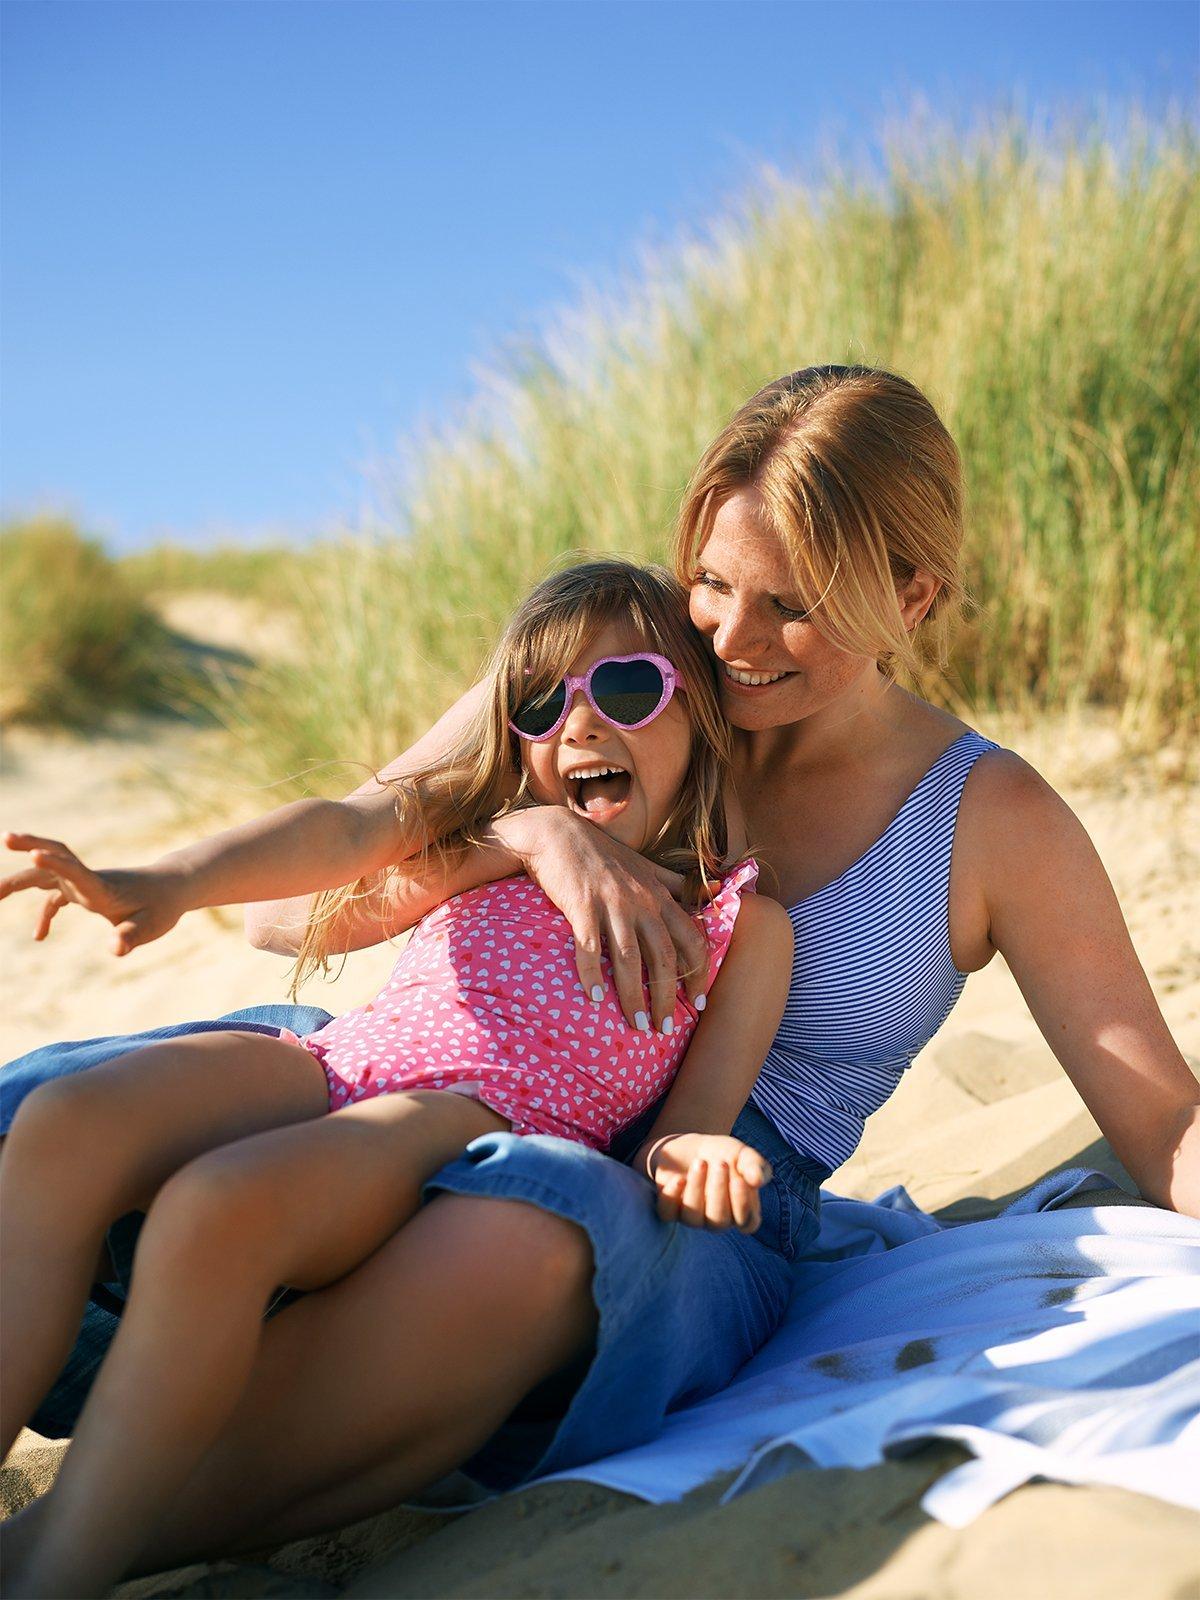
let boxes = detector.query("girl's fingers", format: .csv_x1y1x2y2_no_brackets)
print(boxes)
34,890,67,942
0,865,61,900
29,846,90,883
30,848,116,913
728,1166,756,1230
655,1169,685,1223
705,1160,734,1228
658,1161,763,1235
678,1158,709,1228
4,831,72,854
112,918,144,957
735,1145,774,1188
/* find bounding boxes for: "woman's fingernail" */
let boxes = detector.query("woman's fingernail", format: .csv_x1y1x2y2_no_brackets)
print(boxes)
660,1016,674,1036
634,1010,650,1032
590,985,604,1003
694,992,706,1011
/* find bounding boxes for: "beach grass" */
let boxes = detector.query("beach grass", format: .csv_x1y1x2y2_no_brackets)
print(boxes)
0,519,181,728
210,108,1196,799
11,109,1198,783
119,541,314,602
0,527,323,732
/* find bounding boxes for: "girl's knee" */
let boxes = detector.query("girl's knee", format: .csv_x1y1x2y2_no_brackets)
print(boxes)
135,1152,284,1290
4,1075,126,1186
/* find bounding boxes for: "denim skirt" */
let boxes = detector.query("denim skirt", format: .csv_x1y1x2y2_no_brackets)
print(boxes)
1,1006,828,1491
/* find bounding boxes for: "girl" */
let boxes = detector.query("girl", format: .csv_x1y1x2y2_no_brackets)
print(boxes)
0,559,795,1599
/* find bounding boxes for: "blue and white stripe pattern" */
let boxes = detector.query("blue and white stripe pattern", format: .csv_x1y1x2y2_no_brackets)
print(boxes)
752,730,1001,1172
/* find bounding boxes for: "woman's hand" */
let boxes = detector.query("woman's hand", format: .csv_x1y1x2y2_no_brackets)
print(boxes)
0,832,190,955
647,1132,774,1233
486,806,712,1031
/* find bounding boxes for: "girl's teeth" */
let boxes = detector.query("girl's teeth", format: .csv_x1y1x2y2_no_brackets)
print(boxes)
571,765,624,780
724,666,789,686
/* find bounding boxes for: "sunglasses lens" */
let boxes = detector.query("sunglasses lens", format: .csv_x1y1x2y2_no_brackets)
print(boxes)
512,682,566,738
591,658,666,726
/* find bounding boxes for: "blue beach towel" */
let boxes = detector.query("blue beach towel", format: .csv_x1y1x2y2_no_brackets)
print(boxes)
527,1171,1200,1526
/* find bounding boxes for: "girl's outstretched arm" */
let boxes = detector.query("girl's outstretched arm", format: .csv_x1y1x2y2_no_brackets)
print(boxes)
2,681,513,956
628,890,795,1233
1,780,423,956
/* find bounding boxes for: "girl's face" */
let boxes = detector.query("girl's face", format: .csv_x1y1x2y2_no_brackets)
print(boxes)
519,619,693,854
687,488,880,731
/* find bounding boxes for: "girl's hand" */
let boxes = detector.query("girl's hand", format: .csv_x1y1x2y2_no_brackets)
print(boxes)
0,832,190,955
487,806,712,1032
647,1132,774,1234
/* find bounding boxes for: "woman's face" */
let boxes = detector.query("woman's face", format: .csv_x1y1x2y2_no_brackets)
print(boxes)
518,619,693,853
687,488,879,732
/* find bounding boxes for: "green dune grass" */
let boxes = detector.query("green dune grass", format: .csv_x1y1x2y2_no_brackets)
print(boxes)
119,542,308,601
219,110,1197,798
0,519,177,727
9,111,1197,783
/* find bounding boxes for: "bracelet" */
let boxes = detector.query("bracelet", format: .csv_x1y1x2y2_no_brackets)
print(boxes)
643,1134,677,1181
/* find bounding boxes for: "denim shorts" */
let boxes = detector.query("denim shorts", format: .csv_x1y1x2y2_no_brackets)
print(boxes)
1,1007,828,1489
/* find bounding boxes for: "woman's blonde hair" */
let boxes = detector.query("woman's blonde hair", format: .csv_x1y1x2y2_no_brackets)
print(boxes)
291,558,739,994
673,364,966,674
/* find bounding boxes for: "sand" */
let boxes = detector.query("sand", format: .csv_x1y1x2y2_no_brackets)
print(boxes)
1,682,1198,1598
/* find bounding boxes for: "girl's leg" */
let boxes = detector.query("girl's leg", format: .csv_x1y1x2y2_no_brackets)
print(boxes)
0,1031,329,1463
11,1090,512,1599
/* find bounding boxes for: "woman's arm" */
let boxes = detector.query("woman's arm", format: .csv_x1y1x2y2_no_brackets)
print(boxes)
628,891,796,1230
964,752,1200,1215
246,693,720,1028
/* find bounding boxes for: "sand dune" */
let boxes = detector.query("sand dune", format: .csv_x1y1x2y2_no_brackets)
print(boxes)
1,706,1197,1598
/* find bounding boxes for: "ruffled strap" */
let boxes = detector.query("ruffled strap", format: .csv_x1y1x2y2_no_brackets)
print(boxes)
695,855,761,993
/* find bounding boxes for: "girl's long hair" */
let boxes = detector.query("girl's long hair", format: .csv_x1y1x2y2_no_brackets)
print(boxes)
290,558,739,994
673,364,966,677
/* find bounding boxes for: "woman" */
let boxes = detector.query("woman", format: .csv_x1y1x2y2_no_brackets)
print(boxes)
4,363,1197,1580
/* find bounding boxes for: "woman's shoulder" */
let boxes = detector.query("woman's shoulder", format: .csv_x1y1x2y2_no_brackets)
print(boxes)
896,690,1080,855
897,687,1073,854
956,742,1081,848
896,692,1011,782
947,734,1096,957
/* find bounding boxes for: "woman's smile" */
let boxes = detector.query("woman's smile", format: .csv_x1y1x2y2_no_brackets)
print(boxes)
720,663,798,693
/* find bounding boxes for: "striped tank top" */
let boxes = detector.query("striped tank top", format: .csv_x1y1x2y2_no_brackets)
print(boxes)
750,729,1001,1173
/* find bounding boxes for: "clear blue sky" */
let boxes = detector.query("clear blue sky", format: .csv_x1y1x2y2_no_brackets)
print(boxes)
2,1,1195,552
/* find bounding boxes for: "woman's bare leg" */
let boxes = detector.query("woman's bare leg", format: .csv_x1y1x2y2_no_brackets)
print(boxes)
7,1091,513,1599
114,1192,598,1577
0,1032,329,1464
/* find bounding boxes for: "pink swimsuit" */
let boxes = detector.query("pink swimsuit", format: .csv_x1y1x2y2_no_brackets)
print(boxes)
282,856,759,1150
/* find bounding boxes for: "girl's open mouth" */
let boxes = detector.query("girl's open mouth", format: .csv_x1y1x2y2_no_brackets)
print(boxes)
566,765,633,826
